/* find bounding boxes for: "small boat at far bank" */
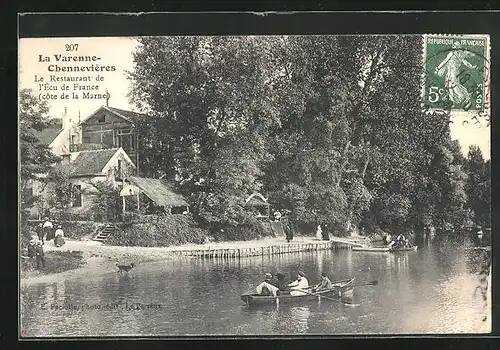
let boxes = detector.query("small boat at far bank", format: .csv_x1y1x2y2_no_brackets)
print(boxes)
353,247,390,252
240,277,355,306
353,246,418,252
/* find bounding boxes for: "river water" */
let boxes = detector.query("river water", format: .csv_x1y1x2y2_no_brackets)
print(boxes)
20,241,491,336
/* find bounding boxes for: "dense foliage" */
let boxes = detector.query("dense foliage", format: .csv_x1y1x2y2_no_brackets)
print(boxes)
107,214,208,246
19,89,61,244
126,36,489,239
19,89,60,209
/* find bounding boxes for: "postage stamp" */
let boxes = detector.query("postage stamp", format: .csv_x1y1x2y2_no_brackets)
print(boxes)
423,34,491,114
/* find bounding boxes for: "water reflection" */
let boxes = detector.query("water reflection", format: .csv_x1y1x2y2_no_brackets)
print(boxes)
288,306,311,333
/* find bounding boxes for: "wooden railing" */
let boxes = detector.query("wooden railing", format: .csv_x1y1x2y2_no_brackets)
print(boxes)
70,143,113,152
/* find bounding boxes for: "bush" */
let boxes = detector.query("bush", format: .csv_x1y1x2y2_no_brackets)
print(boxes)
211,219,276,241
106,213,208,247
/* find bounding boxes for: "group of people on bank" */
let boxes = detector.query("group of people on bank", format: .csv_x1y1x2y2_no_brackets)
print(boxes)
25,218,66,270
255,271,333,297
36,218,66,247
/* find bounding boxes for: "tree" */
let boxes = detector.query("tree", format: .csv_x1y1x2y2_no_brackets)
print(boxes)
465,145,490,228
128,37,279,235
127,35,476,239
90,181,123,222
46,164,73,217
19,89,60,210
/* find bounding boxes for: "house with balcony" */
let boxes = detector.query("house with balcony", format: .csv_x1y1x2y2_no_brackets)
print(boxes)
71,105,149,172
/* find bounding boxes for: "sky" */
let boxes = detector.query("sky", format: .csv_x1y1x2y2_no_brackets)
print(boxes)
19,36,490,160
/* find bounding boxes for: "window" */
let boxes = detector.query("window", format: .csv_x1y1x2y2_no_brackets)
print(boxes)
117,159,122,177
71,135,77,145
97,115,105,123
73,185,82,207
118,134,132,151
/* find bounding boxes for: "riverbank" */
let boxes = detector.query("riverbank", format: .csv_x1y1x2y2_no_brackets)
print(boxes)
20,235,364,286
20,240,186,287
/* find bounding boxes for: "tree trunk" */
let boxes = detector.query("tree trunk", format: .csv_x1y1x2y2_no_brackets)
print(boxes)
336,140,351,186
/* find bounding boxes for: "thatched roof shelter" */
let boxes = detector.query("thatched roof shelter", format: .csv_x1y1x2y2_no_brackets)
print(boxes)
244,192,269,207
127,176,188,208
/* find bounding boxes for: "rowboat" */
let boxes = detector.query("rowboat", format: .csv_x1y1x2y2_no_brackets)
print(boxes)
391,246,418,252
240,277,355,306
353,246,418,252
353,246,390,252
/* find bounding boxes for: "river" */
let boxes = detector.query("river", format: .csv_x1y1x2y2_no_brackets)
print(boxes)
20,240,490,336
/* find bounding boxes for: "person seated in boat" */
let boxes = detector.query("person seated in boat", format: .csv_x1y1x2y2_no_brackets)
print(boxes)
313,272,333,292
273,273,287,291
393,233,405,248
383,234,392,246
287,271,309,296
256,273,280,296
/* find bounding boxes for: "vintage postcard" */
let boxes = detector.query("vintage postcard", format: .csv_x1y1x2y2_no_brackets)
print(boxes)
19,29,491,337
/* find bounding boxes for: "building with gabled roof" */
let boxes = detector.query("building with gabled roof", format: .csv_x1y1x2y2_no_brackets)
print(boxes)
65,147,136,215
73,105,150,171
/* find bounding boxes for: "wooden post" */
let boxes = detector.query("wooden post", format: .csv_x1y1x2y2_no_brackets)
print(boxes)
122,196,126,214
136,192,140,211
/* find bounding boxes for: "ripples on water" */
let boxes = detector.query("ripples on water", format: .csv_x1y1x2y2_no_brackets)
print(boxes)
20,242,490,336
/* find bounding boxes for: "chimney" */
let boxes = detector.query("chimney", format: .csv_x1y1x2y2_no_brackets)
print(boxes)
62,107,70,129
105,89,110,107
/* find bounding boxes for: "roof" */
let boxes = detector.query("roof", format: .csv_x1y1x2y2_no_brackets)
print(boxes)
244,192,269,207
34,124,63,145
127,176,188,207
80,105,149,125
70,148,120,176
106,106,149,124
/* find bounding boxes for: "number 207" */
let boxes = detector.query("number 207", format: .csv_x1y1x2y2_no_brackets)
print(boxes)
65,44,79,51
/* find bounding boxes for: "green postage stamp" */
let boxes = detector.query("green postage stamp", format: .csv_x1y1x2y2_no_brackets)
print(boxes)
423,35,490,114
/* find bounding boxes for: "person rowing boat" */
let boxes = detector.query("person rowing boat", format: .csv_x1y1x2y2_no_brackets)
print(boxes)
287,271,309,296
312,272,333,292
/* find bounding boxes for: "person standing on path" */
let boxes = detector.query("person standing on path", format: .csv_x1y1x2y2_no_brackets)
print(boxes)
54,225,65,247
35,241,45,269
42,218,53,245
316,225,323,240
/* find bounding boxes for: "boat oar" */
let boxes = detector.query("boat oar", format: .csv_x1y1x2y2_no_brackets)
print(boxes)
296,289,360,307
349,280,378,288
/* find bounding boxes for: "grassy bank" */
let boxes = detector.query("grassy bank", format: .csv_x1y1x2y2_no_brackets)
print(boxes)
107,214,208,247
20,250,86,279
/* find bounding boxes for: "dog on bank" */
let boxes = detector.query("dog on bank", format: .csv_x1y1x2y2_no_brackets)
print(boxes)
116,263,135,273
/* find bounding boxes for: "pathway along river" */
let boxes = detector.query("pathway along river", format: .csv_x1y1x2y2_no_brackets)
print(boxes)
20,240,490,336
